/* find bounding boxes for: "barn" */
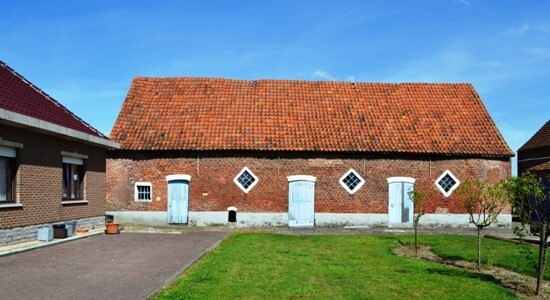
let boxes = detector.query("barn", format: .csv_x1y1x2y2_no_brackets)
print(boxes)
106,77,513,227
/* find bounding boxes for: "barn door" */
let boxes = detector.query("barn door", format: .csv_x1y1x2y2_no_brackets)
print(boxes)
166,175,191,224
288,175,316,227
387,177,415,227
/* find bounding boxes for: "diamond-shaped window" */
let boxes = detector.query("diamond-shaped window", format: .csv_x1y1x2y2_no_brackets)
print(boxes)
339,169,365,194
435,170,460,197
233,167,259,193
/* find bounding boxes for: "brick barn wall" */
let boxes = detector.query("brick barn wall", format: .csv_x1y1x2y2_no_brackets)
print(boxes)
106,151,511,214
518,146,550,178
0,124,107,230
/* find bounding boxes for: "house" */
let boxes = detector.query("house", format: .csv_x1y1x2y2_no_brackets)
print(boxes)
106,77,513,227
0,61,119,246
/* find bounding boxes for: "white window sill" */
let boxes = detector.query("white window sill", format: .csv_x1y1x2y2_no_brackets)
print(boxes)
135,199,152,202
0,203,23,209
62,200,89,205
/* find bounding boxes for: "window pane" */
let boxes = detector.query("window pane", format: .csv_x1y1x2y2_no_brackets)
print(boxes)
0,158,7,201
136,185,151,200
63,163,69,198
63,162,84,200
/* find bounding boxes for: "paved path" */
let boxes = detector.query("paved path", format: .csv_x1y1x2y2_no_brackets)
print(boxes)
0,232,227,300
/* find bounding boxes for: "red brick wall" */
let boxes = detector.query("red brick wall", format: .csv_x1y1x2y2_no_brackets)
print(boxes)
106,151,511,214
0,124,107,229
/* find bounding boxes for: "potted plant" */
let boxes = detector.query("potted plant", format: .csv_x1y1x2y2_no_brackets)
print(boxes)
105,222,120,234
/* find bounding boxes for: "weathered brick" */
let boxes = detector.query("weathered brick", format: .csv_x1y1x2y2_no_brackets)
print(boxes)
107,151,511,215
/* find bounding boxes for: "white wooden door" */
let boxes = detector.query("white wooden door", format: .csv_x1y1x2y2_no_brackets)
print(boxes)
288,180,315,227
167,179,189,224
388,181,414,226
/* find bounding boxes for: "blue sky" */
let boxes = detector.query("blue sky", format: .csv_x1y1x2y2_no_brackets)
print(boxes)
1,1,549,174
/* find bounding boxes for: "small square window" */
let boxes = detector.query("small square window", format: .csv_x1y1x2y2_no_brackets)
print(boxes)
339,169,365,194
233,167,259,193
435,170,460,197
135,182,152,201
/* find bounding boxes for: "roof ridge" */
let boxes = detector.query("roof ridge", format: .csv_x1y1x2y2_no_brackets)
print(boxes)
132,76,474,86
0,60,107,138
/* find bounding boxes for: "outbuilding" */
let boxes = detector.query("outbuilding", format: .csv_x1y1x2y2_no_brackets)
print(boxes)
106,77,513,227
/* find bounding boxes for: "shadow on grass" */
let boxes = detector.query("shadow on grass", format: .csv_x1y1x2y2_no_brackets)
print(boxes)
426,268,499,283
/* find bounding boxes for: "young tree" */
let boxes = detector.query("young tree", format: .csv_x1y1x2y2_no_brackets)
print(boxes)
407,189,426,257
506,173,549,295
455,180,508,270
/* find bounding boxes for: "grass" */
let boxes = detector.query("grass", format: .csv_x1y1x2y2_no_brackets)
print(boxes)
153,233,517,299
408,234,549,280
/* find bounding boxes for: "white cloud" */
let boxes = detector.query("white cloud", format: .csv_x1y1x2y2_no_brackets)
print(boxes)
346,75,356,82
313,70,337,80
523,47,550,57
504,24,530,37
455,0,471,6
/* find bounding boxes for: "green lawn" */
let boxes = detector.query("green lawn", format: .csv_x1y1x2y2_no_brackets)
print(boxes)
408,234,549,279
154,233,517,299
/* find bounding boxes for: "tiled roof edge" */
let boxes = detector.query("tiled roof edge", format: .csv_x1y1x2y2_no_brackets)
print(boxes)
0,60,108,139
0,108,119,149
518,119,550,151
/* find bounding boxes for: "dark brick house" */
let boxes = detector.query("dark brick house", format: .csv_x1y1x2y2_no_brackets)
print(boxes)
518,120,549,216
518,120,550,179
0,61,119,246
107,77,513,227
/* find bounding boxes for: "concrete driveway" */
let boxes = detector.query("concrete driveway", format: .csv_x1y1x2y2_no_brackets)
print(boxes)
0,232,227,300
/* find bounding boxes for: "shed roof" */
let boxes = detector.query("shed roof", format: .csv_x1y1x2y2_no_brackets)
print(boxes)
111,77,513,157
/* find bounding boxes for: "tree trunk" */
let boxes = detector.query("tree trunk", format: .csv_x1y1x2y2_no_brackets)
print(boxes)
415,222,418,257
535,225,547,295
477,226,482,271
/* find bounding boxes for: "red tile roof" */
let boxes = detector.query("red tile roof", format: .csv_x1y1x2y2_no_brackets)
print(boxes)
519,120,550,151
0,61,106,138
111,77,513,157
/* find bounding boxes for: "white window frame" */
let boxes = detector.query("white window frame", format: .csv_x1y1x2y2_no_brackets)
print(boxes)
134,182,153,202
233,167,259,193
435,170,460,197
339,169,365,194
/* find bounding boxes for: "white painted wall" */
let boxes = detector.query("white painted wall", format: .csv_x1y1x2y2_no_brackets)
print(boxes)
106,211,512,228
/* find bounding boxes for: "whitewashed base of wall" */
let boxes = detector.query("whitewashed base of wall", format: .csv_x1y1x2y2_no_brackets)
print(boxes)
106,211,512,228
0,216,105,247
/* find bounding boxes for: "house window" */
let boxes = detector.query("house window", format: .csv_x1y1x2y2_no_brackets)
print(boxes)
339,169,365,194
233,167,259,193
135,182,152,201
62,156,85,200
0,146,16,203
435,170,460,197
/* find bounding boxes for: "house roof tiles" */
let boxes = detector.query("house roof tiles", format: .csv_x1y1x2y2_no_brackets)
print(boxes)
111,77,513,157
518,120,550,151
0,60,106,138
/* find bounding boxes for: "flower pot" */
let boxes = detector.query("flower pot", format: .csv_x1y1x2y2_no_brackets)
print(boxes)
105,223,120,234
76,229,89,234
